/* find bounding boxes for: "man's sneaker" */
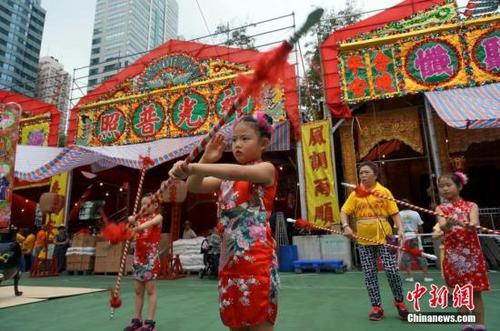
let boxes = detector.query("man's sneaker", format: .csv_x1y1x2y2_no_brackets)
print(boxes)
369,306,384,321
141,320,156,331
394,300,409,320
124,318,143,331
424,277,433,282
405,277,414,282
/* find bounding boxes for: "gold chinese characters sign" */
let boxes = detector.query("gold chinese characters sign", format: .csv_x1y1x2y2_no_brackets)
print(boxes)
301,120,340,226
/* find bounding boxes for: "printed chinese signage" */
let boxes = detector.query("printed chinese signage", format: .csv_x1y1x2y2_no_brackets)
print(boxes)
172,93,209,132
132,102,165,138
0,102,21,228
338,16,499,104
75,53,290,147
48,172,69,232
95,108,126,144
301,120,340,226
216,85,254,122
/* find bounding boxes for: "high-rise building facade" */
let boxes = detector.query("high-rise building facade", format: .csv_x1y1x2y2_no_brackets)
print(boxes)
36,56,71,133
87,0,179,90
0,0,45,97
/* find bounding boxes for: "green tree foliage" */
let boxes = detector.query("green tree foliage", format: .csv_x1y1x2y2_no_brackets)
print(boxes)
214,23,256,49
300,4,361,121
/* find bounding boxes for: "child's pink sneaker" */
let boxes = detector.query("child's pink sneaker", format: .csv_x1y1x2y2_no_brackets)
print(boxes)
124,318,143,331
141,320,156,331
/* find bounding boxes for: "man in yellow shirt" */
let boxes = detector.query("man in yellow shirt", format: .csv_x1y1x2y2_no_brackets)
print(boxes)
22,230,35,271
340,161,408,322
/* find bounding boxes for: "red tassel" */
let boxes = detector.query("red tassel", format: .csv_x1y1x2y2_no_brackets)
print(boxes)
294,218,312,229
237,41,292,101
404,246,423,258
101,222,133,245
354,184,371,198
109,292,122,308
140,155,155,168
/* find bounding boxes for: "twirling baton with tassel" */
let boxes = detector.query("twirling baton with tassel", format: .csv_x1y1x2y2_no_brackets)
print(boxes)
125,7,325,220
102,8,325,317
341,182,500,236
286,218,437,261
105,152,154,319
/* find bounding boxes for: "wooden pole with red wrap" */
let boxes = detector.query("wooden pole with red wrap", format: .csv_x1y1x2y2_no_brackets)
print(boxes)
107,151,154,319
286,218,437,261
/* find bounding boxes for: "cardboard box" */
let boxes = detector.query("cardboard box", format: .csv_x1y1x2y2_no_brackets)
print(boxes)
80,256,95,270
95,242,109,257
71,235,84,247
82,236,96,247
94,256,107,273
107,243,125,257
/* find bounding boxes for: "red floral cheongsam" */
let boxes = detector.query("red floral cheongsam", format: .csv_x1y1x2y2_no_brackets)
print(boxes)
133,213,161,282
217,172,279,328
439,200,490,292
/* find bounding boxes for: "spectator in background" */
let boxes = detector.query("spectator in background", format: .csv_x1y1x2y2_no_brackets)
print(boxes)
54,224,69,273
12,226,25,272
399,199,432,283
32,224,47,260
22,228,35,271
182,220,197,239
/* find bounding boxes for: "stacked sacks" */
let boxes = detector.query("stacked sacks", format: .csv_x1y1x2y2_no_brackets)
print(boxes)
172,237,205,272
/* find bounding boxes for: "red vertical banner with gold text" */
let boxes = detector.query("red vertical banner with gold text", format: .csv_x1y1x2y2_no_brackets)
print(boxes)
0,102,21,228
301,120,340,226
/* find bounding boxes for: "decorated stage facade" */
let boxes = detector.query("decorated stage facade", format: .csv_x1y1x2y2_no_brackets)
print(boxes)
55,39,300,234
0,91,64,229
67,39,299,147
320,0,500,210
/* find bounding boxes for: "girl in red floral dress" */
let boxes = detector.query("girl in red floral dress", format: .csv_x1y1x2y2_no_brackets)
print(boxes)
124,195,163,331
436,172,490,331
170,112,279,331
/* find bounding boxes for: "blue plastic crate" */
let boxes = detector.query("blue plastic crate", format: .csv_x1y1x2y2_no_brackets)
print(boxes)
293,259,346,273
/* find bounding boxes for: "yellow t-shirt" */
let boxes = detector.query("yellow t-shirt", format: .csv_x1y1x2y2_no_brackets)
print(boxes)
16,233,25,244
341,182,399,245
22,234,35,254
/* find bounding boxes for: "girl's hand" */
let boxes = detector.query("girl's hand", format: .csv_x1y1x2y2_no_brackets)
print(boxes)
169,161,191,180
127,215,136,224
202,133,225,163
397,230,405,245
